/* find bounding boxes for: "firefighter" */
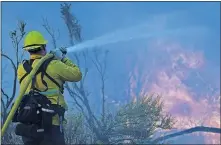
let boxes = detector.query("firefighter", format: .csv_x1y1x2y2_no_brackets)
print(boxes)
15,30,82,145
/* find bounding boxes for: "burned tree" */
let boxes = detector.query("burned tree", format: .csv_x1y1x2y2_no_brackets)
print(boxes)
1,20,26,125
1,20,26,145
60,2,111,143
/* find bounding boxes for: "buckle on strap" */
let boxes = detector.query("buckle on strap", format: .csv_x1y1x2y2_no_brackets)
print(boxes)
50,104,65,116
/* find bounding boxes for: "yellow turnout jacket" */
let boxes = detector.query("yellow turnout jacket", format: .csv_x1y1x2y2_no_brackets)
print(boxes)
17,54,82,125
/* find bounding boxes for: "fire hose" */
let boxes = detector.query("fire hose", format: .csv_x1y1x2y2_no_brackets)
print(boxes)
1,53,54,137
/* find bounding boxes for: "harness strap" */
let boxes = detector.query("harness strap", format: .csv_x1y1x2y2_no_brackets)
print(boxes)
20,57,63,94
21,59,41,92
19,73,28,84
20,59,36,84
39,58,64,93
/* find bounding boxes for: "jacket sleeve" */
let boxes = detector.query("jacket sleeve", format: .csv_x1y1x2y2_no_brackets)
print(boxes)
17,63,24,83
51,57,82,82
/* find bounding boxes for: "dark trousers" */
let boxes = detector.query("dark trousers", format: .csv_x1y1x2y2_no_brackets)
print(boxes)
22,125,65,145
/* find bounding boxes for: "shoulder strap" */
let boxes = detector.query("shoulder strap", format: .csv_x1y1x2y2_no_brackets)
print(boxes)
20,59,41,92
20,58,63,93
20,60,34,84
39,57,63,93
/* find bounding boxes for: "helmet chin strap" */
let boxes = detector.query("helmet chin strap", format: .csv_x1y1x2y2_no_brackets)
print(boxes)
41,44,46,50
41,45,47,55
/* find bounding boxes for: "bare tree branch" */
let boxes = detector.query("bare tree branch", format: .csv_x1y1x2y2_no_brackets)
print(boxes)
1,20,26,125
1,89,9,103
10,20,26,65
151,126,221,143
89,48,108,124
42,17,60,49
66,84,85,113
1,95,6,121
60,3,111,143
1,53,17,110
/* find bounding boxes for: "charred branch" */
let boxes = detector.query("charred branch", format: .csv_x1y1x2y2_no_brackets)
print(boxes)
151,126,221,143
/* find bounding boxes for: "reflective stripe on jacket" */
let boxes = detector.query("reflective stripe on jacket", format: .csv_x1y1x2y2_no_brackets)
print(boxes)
17,54,82,125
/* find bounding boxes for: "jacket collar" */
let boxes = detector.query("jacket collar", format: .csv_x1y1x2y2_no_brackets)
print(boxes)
30,54,44,59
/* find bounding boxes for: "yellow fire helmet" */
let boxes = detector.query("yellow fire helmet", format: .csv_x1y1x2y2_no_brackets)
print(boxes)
23,31,48,51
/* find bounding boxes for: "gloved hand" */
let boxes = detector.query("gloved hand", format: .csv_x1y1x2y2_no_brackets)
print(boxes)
60,47,67,55
50,47,67,60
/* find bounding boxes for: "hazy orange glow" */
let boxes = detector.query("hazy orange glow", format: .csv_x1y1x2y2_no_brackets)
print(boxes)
127,40,220,143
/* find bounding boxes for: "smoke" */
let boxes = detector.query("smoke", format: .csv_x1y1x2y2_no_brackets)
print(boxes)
126,40,220,143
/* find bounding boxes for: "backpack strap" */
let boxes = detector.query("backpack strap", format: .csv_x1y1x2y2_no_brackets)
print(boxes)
39,57,64,93
19,60,33,84
20,58,63,94
21,59,41,92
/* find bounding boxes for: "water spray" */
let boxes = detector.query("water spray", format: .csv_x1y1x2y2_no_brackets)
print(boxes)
54,11,205,53
56,25,205,53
